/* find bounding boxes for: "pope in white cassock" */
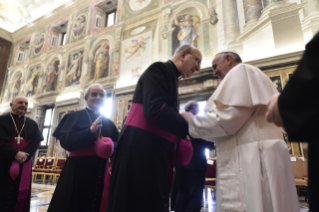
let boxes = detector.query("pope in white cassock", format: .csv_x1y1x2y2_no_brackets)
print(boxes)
181,51,299,212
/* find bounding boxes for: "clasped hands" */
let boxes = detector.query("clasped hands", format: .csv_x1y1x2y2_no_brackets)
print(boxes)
15,151,29,164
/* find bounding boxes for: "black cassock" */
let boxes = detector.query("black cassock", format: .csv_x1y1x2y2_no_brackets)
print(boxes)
0,113,43,212
278,32,319,212
48,108,118,212
107,61,189,212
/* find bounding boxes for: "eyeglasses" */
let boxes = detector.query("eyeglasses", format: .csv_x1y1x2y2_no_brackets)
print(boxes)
188,53,201,66
90,92,106,98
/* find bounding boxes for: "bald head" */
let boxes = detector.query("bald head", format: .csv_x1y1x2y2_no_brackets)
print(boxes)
10,96,28,116
84,84,106,111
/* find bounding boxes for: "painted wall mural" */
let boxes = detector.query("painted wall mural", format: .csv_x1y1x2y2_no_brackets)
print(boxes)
43,58,60,93
33,32,46,56
65,50,84,87
119,30,152,87
90,40,110,82
71,12,88,43
8,71,22,102
25,66,41,97
172,8,200,55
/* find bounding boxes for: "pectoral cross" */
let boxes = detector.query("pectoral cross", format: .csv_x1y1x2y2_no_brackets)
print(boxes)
15,135,23,145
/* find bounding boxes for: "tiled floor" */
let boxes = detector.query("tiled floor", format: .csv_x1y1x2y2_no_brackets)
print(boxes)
30,180,308,212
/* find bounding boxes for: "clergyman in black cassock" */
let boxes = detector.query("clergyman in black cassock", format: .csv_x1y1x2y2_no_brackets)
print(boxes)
107,45,202,212
0,96,43,212
172,101,215,212
266,32,319,212
48,84,119,212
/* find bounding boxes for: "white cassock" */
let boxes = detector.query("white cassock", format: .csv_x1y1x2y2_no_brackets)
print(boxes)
189,63,299,212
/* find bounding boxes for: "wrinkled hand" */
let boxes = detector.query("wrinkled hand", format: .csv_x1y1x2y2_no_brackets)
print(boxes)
181,112,194,123
15,151,29,164
90,116,103,133
266,93,283,127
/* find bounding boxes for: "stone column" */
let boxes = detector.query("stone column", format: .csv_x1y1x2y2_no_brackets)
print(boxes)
262,0,283,9
301,0,319,18
222,0,243,54
244,0,263,23
223,0,240,43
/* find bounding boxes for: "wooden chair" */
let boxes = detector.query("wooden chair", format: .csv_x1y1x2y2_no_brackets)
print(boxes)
32,158,46,181
204,157,217,200
291,156,308,201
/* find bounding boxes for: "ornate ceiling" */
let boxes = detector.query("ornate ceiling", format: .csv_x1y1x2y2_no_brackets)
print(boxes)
0,0,71,33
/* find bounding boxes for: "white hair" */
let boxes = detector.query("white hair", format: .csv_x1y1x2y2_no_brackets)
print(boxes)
184,101,198,112
215,50,242,63
84,83,106,98
11,95,28,104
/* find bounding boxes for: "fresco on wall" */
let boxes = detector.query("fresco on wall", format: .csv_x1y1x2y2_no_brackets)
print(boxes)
43,58,60,92
129,0,153,11
120,30,152,87
33,33,46,55
25,66,40,97
65,50,84,87
7,71,22,102
90,40,110,82
111,62,119,76
172,8,200,55
71,13,88,42
269,75,282,92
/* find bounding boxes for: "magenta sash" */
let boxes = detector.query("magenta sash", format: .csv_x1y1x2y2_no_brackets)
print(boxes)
124,103,193,165
8,139,31,212
68,137,113,212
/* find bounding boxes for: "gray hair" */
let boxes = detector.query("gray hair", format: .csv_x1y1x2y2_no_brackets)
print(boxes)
11,95,27,104
84,83,106,98
184,101,198,112
173,44,194,56
216,50,242,63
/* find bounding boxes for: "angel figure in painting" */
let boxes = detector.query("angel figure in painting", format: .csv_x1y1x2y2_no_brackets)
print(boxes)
44,60,60,92
174,13,199,47
91,43,110,82
25,67,40,97
124,36,150,60
65,53,83,86
9,72,22,101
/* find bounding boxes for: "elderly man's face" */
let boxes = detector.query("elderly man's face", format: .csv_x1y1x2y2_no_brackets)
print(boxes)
212,54,231,80
85,86,106,110
179,48,202,79
10,97,28,116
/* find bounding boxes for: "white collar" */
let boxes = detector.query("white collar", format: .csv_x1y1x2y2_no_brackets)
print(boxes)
11,111,23,118
86,107,100,115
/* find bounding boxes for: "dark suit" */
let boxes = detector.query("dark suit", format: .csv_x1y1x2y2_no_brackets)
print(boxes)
171,137,214,212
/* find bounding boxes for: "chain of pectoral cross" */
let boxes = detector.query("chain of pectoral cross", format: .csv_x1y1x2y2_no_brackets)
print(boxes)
10,112,26,145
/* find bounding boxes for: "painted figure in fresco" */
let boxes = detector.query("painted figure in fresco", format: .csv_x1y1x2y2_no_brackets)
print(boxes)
9,72,22,101
44,60,60,92
25,67,40,97
111,62,119,76
34,33,45,55
73,15,87,38
172,13,200,55
91,43,110,82
124,36,150,60
131,66,142,80
65,53,83,86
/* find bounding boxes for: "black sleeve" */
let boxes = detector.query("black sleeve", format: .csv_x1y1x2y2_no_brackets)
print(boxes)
142,63,189,139
23,124,43,162
0,139,18,162
278,33,319,141
59,128,98,152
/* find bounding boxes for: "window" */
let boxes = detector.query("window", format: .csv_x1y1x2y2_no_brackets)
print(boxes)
51,35,58,47
96,15,103,28
100,91,113,118
17,52,24,62
60,32,67,46
41,107,55,146
106,10,116,27
24,48,29,61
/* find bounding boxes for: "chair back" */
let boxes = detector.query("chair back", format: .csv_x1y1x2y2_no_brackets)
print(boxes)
44,158,55,169
291,156,303,179
56,158,66,169
35,158,45,166
206,159,216,178
302,158,308,178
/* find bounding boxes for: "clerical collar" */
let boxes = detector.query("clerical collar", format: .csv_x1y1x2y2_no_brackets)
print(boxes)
168,60,181,79
86,107,100,115
11,112,24,118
